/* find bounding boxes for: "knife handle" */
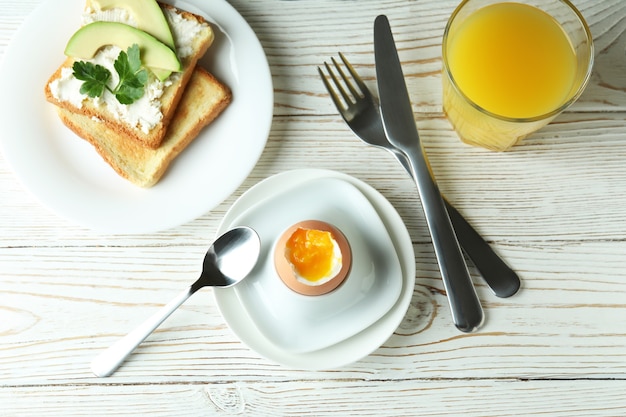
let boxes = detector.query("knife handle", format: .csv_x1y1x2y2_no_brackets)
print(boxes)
404,145,484,332
389,148,519,298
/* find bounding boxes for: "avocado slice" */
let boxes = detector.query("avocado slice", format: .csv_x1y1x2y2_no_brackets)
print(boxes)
65,21,181,80
86,0,176,50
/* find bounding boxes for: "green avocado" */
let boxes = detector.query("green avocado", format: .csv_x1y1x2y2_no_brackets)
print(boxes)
65,22,181,80
86,0,176,50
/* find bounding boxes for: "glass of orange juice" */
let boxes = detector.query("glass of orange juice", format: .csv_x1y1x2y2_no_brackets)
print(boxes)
442,0,593,151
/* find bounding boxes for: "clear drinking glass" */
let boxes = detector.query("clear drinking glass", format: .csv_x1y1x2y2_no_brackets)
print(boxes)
442,0,593,151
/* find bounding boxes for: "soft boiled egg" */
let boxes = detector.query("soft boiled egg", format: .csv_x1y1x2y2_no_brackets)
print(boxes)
274,220,352,296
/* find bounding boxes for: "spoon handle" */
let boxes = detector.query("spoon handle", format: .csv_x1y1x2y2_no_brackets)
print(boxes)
90,287,193,377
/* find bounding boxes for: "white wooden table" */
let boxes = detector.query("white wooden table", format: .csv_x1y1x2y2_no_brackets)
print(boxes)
2,0,626,415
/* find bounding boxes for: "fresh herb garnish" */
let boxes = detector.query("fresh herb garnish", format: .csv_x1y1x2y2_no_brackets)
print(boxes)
72,60,110,98
113,44,148,104
72,44,149,105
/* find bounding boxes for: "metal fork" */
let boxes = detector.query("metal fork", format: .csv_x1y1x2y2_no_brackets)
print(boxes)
318,53,520,298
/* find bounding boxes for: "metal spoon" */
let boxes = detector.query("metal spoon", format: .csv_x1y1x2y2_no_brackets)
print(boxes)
90,226,261,378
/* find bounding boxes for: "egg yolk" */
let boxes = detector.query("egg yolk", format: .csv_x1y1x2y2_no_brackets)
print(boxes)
285,228,336,282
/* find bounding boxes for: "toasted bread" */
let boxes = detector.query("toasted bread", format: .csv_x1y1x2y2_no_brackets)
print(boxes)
45,3,214,149
56,67,231,187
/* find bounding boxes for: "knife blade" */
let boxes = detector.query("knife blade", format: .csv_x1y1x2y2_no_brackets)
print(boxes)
374,14,483,332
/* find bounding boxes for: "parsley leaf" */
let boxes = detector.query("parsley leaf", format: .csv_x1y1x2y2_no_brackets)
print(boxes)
72,44,149,105
72,61,110,98
112,44,149,104
126,42,142,73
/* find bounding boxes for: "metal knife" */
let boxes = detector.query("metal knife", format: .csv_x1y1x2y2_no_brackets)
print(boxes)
374,14,483,332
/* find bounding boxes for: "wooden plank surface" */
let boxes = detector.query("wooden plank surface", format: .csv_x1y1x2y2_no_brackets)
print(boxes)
1,0,626,415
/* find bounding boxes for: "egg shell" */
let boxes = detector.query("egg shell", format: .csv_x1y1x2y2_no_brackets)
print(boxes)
274,220,352,296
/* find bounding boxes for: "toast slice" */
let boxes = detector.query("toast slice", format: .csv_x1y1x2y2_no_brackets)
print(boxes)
56,67,232,187
45,3,214,149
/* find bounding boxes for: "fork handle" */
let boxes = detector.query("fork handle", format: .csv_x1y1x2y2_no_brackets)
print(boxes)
403,144,484,332
389,149,520,298
444,202,520,297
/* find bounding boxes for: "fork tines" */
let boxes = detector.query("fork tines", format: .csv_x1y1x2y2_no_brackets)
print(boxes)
318,52,369,111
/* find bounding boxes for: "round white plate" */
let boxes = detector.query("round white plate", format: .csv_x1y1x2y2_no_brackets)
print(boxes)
224,176,403,353
215,169,416,370
0,0,272,234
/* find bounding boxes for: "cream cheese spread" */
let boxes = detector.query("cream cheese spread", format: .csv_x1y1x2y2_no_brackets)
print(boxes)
50,6,204,134
165,9,205,59
83,8,135,26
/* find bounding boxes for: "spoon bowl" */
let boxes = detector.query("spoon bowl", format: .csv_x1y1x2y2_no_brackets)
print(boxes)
90,226,261,377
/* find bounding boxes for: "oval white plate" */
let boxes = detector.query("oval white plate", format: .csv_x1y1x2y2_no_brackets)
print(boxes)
0,0,272,233
215,169,415,370
223,176,403,353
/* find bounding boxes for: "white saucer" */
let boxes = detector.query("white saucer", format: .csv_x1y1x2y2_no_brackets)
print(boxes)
223,176,403,353
214,169,415,369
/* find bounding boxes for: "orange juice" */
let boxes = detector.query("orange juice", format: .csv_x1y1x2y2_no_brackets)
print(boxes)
447,2,576,119
442,1,592,151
